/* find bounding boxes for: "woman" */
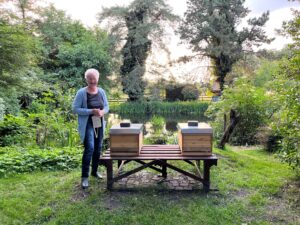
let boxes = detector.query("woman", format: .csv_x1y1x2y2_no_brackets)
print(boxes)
72,68,109,189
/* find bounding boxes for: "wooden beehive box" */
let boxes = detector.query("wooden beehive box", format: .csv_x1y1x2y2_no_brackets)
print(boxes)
109,124,143,156
178,122,213,156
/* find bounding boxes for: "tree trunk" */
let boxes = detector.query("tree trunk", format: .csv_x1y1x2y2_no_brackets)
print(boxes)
218,109,240,149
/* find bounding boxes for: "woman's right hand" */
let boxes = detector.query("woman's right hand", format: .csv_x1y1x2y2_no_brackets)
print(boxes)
92,109,101,117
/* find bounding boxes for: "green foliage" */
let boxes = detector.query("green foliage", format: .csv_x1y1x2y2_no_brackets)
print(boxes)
206,78,270,145
269,10,300,170
0,98,4,120
181,84,199,101
0,114,32,146
150,115,165,133
0,11,45,115
26,89,80,148
55,36,112,90
0,146,81,177
37,5,113,90
253,60,280,88
179,0,272,89
0,20,37,77
110,101,209,116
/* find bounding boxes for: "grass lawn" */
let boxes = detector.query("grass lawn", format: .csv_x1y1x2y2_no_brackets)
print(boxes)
0,147,299,225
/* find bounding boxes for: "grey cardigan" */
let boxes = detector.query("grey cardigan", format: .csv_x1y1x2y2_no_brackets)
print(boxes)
72,87,109,143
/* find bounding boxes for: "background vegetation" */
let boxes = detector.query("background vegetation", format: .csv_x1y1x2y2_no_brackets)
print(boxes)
0,0,299,223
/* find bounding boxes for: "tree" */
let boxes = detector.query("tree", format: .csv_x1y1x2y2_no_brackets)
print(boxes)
0,18,40,114
271,8,300,170
179,0,272,91
98,0,178,101
36,5,113,90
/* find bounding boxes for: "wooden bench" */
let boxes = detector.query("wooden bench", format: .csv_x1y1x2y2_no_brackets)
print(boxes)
99,144,218,192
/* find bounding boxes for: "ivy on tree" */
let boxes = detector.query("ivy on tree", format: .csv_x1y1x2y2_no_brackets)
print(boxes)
99,0,178,101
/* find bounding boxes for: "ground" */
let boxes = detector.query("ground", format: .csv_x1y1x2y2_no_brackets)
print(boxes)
0,147,299,225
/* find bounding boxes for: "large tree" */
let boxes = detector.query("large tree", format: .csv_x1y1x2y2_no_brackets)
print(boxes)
98,0,178,101
36,5,113,90
179,0,272,91
0,14,40,114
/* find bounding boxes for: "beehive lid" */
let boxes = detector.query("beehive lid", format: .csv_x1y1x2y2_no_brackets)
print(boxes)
178,122,213,134
110,124,143,134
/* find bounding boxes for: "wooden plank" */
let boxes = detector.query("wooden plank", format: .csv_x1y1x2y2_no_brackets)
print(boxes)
101,155,217,160
109,148,140,152
102,145,217,160
141,151,181,154
183,135,211,140
182,152,212,156
182,147,212,152
110,153,139,156
142,145,179,149
183,142,212,148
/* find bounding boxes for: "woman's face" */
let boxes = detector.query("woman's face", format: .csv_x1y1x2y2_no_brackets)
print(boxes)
86,73,98,88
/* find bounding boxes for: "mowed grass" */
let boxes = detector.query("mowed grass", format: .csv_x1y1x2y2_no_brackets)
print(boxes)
0,147,299,225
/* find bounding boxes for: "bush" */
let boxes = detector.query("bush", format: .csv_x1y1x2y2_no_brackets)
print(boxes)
206,78,270,145
165,84,184,101
0,115,33,146
255,127,282,152
181,85,199,101
165,84,199,101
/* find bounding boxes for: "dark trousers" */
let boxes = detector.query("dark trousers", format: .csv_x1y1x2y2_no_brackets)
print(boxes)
82,117,103,178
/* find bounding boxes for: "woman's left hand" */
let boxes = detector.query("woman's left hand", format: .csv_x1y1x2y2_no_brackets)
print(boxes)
99,110,104,117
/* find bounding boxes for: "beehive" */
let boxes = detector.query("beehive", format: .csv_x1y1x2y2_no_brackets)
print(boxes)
109,124,143,156
178,122,213,156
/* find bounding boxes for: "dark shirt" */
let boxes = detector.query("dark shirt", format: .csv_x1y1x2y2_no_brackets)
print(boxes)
87,92,104,110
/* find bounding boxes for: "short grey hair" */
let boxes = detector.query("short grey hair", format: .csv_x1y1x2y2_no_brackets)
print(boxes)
84,68,99,80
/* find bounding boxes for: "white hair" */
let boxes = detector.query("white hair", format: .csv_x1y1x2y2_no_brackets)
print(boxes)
84,68,99,80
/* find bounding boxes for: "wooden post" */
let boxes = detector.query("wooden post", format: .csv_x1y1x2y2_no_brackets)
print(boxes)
106,160,113,190
224,113,227,132
203,160,211,192
162,160,167,178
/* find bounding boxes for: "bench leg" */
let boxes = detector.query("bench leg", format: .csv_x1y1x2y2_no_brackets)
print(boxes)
162,160,167,179
106,160,113,190
203,160,211,192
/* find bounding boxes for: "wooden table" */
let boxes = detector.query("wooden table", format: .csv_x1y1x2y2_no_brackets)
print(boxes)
99,145,218,192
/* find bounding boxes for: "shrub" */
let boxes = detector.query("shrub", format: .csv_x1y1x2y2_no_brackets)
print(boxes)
0,115,33,146
181,84,199,101
255,127,282,152
165,84,184,101
206,78,270,145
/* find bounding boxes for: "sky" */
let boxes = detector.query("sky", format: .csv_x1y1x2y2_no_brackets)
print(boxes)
45,0,299,50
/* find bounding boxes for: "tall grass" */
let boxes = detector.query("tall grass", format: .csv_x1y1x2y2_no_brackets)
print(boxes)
110,101,209,115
